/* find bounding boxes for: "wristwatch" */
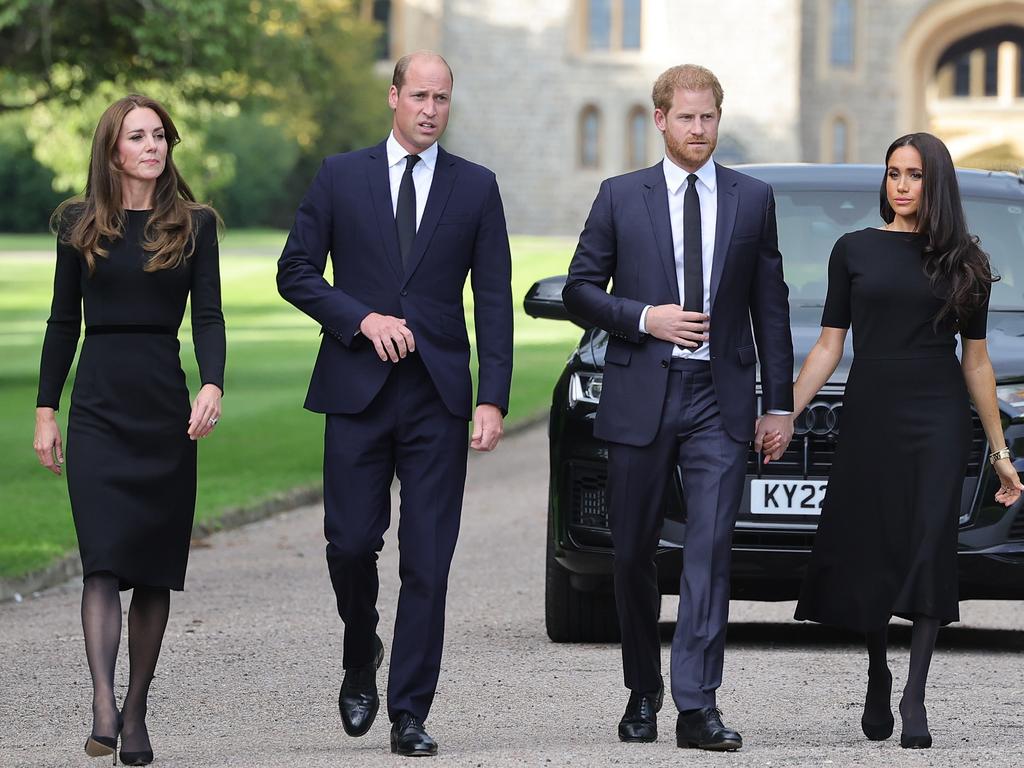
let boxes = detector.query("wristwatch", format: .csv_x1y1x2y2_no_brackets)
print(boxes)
989,447,1012,465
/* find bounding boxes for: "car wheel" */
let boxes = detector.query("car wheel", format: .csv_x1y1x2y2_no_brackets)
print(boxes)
545,525,621,643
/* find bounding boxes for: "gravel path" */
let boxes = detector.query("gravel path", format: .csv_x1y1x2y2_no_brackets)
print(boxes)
1,424,1022,767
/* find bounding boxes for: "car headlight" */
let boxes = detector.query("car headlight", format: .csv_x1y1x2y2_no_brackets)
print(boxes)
569,371,603,406
996,384,1024,418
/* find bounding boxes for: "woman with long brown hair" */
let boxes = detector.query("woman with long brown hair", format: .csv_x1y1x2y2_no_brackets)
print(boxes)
33,94,225,765
762,132,1022,749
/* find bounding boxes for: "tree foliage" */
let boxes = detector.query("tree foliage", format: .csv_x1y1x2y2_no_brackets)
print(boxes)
2,0,393,227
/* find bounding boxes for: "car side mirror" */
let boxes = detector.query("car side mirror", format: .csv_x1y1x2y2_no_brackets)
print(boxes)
523,275,592,329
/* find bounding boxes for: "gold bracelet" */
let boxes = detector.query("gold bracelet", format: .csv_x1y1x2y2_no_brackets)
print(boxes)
989,447,1011,465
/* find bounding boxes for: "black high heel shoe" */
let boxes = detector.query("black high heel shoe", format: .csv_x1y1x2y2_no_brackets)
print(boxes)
898,697,932,749
85,712,123,765
861,668,894,740
118,710,154,766
119,746,154,766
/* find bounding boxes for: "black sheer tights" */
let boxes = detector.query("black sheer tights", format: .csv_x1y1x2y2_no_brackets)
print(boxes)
862,617,941,739
862,626,892,730
81,574,170,753
899,617,940,738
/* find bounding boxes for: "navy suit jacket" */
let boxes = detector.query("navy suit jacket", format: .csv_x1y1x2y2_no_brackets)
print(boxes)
563,162,794,446
277,141,513,420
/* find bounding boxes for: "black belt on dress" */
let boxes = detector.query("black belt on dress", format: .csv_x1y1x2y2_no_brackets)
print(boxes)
85,324,175,336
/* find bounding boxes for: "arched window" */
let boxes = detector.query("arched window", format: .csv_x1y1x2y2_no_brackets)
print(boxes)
579,106,601,169
830,0,855,68
627,106,647,169
832,117,849,163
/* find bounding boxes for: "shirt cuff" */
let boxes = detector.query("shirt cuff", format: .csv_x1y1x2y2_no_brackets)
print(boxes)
766,410,792,415
639,305,651,334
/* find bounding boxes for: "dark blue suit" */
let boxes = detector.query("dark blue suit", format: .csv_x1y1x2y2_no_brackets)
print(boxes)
564,162,793,710
277,140,513,722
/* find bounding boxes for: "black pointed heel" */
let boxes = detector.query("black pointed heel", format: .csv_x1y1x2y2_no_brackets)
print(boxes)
84,733,118,765
900,732,933,749
85,712,122,764
861,715,895,741
119,748,154,766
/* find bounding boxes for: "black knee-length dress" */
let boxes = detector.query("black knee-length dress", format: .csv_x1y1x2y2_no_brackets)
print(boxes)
794,228,987,631
36,208,225,591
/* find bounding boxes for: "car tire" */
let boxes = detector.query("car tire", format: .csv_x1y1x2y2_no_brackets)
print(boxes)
545,526,621,643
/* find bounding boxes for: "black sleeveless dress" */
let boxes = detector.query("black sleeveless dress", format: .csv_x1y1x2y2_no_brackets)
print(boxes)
794,228,987,631
36,208,225,590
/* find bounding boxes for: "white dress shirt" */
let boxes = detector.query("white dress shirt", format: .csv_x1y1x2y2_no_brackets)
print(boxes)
386,131,438,229
640,156,717,361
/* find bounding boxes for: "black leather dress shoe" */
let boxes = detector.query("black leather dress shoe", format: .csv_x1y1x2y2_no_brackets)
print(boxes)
618,683,664,742
390,712,438,756
676,707,743,751
339,635,385,737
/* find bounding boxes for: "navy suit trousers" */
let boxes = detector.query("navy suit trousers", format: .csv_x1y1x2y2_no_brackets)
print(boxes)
323,353,468,722
606,361,747,710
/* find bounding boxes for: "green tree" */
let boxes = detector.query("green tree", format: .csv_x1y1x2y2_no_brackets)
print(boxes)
3,0,391,226
0,112,62,230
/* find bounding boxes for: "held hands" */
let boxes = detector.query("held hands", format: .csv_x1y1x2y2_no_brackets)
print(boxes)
471,404,504,452
754,413,795,463
34,407,64,475
188,383,223,441
361,312,416,363
992,458,1024,506
644,305,709,348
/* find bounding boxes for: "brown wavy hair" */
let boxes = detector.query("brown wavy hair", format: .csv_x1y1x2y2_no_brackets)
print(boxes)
879,132,997,330
51,94,219,274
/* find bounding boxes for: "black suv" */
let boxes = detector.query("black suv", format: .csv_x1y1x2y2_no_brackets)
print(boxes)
526,164,1024,643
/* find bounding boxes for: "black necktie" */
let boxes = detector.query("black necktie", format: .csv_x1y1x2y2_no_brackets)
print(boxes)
396,154,421,272
682,173,703,313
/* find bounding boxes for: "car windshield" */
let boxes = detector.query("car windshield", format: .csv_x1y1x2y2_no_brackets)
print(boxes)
777,189,1024,310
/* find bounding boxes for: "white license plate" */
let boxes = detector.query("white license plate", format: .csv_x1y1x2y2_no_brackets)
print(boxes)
750,479,827,515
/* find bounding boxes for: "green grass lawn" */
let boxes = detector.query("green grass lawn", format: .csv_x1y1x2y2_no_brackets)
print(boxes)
0,232,581,580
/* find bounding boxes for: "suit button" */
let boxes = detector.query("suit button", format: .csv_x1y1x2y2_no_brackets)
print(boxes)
660,360,668,368
400,290,408,297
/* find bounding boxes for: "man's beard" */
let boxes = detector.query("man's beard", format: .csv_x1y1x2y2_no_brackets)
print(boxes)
666,131,716,169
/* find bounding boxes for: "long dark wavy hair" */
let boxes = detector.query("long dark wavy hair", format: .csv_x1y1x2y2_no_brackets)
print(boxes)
880,132,996,330
50,94,219,274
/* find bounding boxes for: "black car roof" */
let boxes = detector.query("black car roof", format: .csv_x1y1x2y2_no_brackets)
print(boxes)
736,163,1024,199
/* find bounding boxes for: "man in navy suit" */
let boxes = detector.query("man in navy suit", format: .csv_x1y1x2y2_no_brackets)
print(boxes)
563,64,794,751
277,51,513,757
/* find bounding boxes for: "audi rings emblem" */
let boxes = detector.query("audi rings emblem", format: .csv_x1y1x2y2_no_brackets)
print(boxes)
794,401,842,436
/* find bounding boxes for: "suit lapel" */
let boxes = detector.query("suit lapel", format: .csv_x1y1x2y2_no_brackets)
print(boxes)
366,142,404,282
710,163,738,309
642,165,681,304
402,147,457,287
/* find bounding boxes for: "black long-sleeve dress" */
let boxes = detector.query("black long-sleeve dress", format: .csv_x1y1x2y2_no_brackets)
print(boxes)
37,208,225,590
795,228,987,630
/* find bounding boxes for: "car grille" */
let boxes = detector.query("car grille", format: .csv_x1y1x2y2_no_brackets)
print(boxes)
569,462,609,529
749,392,986,478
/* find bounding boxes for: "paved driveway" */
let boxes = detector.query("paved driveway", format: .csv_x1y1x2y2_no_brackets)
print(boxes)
1,425,1022,767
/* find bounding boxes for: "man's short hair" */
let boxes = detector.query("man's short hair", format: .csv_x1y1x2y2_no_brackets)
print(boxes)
392,51,454,92
652,64,724,113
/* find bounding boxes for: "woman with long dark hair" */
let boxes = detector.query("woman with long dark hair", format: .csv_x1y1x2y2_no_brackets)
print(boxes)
33,94,225,765
763,133,1021,748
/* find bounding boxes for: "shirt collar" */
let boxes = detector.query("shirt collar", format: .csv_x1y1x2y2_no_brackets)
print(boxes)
387,131,438,171
662,155,717,195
